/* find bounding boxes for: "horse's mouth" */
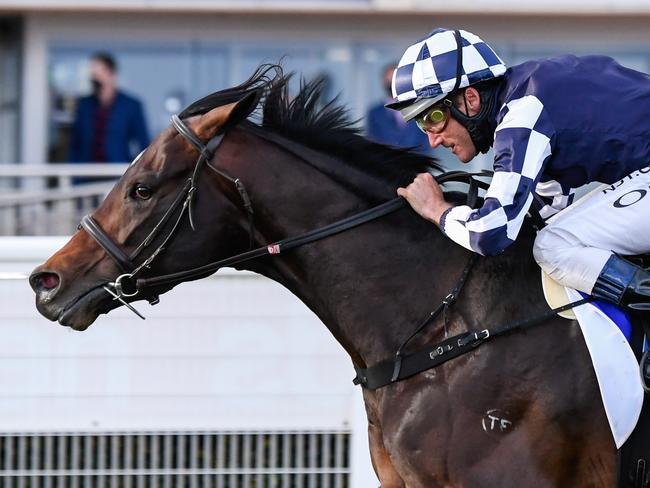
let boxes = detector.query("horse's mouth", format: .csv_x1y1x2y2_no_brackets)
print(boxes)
57,285,118,331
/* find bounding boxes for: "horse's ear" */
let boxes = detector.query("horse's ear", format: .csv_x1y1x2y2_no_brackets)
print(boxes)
195,91,260,141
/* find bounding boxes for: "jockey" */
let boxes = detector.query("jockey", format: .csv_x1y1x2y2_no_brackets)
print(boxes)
389,28,650,311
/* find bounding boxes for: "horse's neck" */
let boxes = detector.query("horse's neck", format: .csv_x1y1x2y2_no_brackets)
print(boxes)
246,212,469,365
229,130,536,367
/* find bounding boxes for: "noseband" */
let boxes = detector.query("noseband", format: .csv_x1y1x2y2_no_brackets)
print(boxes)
79,115,254,317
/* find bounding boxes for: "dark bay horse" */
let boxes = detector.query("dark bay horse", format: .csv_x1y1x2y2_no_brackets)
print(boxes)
30,66,614,487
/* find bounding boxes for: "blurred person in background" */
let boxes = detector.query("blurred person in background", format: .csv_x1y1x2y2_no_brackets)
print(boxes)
69,52,149,168
366,63,431,154
391,28,650,313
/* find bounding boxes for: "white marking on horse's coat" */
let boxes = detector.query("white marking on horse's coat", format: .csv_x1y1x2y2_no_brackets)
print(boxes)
482,409,513,433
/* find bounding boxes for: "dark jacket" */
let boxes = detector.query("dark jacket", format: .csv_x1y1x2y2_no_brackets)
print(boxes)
69,91,149,163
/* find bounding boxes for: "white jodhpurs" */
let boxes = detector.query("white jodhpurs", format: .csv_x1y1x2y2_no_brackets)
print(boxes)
533,167,650,294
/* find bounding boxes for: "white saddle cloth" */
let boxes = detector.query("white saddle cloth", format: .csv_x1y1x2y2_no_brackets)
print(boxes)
564,287,643,448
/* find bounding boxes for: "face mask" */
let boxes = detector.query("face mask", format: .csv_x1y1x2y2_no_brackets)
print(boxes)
91,79,103,96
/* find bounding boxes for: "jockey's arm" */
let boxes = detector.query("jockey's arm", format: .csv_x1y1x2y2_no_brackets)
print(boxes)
399,95,556,256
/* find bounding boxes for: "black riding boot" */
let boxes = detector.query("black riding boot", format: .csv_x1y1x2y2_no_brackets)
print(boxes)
591,254,650,311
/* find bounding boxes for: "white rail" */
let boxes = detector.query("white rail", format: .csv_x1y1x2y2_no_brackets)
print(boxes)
0,430,351,487
0,236,379,487
0,164,129,177
0,164,128,236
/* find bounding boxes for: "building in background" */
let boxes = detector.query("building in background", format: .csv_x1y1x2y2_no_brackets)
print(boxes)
0,16,21,166
1,2,650,485
2,1,650,173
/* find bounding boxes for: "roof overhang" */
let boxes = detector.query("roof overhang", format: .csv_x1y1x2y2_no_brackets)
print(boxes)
1,0,650,16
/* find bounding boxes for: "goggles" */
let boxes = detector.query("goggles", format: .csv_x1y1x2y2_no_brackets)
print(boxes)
414,99,453,134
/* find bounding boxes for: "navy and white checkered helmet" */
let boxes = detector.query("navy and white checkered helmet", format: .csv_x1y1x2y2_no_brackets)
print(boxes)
386,28,507,121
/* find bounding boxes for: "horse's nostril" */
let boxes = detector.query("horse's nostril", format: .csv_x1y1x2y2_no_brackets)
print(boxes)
41,273,60,289
31,272,60,292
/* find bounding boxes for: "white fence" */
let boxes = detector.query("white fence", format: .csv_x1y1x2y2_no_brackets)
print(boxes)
0,430,351,487
0,237,377,487
0,164,127,235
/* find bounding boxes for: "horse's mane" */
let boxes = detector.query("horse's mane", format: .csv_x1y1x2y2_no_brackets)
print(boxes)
180,64,441,189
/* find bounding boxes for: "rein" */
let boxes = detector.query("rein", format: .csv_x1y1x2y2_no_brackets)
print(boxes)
135,169,492,291
79,112,495,318
79,116,591,390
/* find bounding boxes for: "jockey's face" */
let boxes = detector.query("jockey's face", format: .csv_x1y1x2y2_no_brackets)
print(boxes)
425,87,480,164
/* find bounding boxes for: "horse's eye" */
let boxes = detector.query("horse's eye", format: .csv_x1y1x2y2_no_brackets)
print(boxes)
132,184,153,200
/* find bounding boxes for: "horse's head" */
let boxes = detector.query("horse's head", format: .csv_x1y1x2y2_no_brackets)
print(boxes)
31,64,438,338
29,92,259,330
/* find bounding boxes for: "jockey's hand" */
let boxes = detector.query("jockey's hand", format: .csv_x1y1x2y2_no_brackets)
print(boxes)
397,172,453,226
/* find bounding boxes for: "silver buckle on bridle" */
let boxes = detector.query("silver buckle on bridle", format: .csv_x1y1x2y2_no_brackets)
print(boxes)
81,116,237,322
102,273,146,320
114,273,139,298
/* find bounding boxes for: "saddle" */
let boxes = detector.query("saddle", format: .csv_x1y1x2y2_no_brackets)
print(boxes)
541,267,650,488
541,270,577,319
541,253,650,320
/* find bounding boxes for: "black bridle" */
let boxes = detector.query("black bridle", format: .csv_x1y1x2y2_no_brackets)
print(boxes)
79,115,253,317
78,115,593,391
79,114,491,320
